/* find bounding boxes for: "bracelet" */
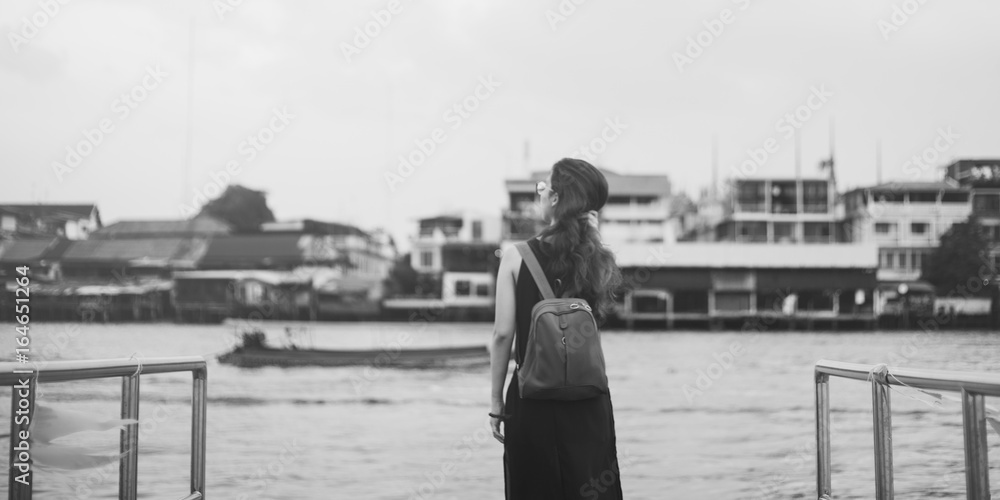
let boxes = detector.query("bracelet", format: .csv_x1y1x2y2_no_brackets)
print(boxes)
489,412,507,420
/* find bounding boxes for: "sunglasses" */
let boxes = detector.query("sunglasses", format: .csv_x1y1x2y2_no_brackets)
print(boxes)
535,181,555,196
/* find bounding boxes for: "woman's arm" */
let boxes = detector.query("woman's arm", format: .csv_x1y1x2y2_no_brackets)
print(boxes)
489,247,518,443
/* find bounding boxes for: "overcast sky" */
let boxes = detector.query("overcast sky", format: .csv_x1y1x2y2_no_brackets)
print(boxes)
2,0,999,251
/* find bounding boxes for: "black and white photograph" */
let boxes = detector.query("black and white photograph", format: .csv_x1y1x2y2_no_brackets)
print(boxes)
2,0,1000,498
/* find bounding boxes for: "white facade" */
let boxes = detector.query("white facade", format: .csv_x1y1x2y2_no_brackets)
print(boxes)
503,169,673,245
842,183,972,282
598,195,671,244
410,211,500,272
441,271,494,307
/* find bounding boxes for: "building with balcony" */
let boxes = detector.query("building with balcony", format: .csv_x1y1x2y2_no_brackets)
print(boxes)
713,177,840,244
0,204,102,240
841,181,972,282
944,159,1000,276
382,212,500,318
503,168,672,244
91,216,232,240
609,241,879,330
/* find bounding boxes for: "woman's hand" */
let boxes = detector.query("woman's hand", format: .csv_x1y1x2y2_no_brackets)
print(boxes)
490,402,505,444
586,210,599,230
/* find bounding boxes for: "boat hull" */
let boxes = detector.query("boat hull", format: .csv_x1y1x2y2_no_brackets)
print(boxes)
217,345,489,368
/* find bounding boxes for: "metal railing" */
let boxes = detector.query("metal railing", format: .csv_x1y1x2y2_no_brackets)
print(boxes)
815,360,1000,500
3,356,207,500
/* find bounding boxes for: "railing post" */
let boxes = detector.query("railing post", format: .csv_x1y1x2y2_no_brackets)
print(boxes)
871,377,894,500
961,388,991,499
815,370,832,498
191,367,208,498
8,372,35,500
119,373,140,500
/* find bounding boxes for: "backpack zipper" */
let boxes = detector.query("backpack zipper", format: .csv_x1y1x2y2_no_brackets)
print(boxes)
560,333,567,385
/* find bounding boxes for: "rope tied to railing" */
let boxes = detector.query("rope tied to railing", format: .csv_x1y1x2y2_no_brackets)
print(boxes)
128,352,144,377
867,363,890,385
868,362,1000,439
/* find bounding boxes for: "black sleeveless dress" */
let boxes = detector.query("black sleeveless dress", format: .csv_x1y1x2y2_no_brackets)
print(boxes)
502,237,624,499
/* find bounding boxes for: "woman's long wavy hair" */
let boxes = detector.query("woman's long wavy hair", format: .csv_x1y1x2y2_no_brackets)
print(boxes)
535,158,625,325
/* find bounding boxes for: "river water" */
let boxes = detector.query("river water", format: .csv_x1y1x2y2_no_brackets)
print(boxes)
1,322,998,499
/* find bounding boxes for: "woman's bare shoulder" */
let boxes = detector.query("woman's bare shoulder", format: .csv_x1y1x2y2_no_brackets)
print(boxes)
499,243,525,282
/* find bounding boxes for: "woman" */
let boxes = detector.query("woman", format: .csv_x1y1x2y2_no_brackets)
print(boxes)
489,158,625,499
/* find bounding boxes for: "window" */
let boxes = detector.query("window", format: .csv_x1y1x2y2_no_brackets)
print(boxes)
875,223,896,234
510,193,535,212
942,192,969,203
973,193,1000,213
420,251,433,267
714,292,751,312
773,222,797,243
908,192,937,203
455,280,470,296
898,251,908,270
804,222,832,243
738,221,767,243
476,283,489,297
673,291,709,313
737,181,766,212
803,181,829,213
472,221,482,241
798,290,835,311
880,250,895,269
874,191,902,203
911,222,929,235
770,181,798,214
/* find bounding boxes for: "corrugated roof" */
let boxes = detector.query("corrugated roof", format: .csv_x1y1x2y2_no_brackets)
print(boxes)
4,278,172,296
173,270,311,285
843,181,967,195
260,219,369,238
91,217,231,239
199,234,308,268
506,168,671,196
599,242,879,269
0,204,98,219
60,238,206,266
0,237,69,262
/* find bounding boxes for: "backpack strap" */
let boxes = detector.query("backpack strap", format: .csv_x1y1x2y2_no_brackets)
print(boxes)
514,240,555,300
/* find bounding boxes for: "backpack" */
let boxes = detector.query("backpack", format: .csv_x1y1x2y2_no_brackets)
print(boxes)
514,240,609,401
